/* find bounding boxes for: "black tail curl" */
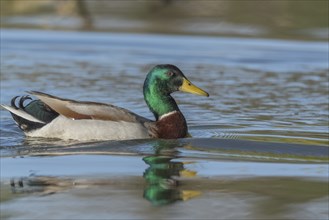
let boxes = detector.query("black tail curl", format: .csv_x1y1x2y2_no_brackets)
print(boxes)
8,95,58,132
11,95,32,110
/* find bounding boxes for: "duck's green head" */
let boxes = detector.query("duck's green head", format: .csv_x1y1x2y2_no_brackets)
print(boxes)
143,64,209,119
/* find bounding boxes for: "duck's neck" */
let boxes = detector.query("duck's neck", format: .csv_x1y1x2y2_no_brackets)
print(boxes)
144,84,180,121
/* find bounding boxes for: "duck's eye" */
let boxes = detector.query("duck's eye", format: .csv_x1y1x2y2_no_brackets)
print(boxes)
166,71,174,77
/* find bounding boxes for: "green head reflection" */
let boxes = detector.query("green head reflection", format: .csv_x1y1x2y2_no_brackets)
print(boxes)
142,140,200,206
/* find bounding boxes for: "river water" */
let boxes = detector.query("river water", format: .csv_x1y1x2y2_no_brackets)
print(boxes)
0,29,328,219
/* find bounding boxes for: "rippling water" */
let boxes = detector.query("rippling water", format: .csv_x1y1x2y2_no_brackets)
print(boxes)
0,29,328,219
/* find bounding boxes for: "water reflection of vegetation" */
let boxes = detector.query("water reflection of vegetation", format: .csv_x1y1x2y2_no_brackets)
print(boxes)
219,177,329,218
143,140,200,205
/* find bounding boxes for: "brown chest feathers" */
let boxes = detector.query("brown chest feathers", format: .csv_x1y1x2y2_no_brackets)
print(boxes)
155,111,188,139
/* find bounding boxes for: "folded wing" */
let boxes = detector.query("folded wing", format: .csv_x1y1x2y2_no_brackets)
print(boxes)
29,91,151,123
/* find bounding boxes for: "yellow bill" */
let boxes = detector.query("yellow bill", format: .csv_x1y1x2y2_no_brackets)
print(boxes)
179,78,209,97
179,169,197,177
181,190,202,201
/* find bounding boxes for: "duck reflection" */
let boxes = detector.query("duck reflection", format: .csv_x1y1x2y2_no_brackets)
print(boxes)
142,140,201,205
6,140,201,206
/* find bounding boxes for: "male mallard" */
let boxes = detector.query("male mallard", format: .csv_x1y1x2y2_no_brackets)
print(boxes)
1,64,209,141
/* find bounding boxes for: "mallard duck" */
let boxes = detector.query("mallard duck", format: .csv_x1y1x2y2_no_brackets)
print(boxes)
1,64,209,141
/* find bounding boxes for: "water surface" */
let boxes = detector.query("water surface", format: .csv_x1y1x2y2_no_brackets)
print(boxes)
0,29,328,219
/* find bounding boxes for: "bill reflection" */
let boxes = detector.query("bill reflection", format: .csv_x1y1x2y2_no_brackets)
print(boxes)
143,140,201,205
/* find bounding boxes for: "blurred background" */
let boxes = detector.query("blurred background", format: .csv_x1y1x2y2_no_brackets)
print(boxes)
1,0,328,40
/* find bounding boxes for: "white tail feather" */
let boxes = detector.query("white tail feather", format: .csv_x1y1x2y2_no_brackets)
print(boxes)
1,105,45,124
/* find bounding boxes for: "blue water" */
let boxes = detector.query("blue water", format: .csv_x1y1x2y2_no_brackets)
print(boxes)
0,29,328,219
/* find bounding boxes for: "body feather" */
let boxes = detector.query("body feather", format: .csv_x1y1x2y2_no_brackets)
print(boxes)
27,115,151,141
2,92,155,140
